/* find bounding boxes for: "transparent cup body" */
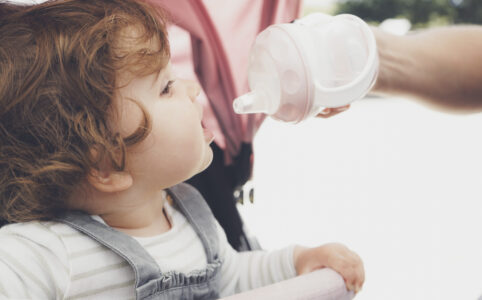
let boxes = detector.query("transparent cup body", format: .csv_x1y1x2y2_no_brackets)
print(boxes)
233,13,378,123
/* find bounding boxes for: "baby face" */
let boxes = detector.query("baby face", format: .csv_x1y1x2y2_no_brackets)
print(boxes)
114,62,214,191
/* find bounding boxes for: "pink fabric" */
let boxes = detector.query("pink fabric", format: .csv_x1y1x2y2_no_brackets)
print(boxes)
151,0,302,164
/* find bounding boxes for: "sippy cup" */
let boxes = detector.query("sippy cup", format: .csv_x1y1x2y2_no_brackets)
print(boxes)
233,13,379,123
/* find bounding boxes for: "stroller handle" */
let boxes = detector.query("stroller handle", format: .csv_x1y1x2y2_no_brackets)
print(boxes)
221,268,355,300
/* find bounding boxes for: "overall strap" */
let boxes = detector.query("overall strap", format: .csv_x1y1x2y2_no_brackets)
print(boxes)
168,183,220,263
57,212,162,290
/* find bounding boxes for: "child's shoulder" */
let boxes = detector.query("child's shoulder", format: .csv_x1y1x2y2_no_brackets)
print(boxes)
0,220,79,258
0,221,76,297
0,219,77,237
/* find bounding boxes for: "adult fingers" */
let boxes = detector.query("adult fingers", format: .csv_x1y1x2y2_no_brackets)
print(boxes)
316,105,350,118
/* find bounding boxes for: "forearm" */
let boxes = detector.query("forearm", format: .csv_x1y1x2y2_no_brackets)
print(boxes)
372,25,482,113
232,247,297,293
215,221,296,296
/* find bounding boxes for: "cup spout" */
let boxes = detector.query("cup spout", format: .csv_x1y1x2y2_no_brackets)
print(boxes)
233,90,275,115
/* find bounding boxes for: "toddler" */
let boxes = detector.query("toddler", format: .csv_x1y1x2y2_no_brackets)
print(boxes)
0,0,364,299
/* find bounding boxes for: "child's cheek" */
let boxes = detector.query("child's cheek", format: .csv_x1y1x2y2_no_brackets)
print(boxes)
117,100,145,138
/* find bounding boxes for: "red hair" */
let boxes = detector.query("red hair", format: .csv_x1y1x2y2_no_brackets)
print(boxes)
0,0,170,222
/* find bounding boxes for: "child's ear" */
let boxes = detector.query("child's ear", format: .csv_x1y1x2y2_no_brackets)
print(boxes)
87,169,133,193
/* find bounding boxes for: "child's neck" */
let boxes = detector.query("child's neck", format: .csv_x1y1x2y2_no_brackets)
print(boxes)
104,190,172,237
77,187,172,237
101,201,172,237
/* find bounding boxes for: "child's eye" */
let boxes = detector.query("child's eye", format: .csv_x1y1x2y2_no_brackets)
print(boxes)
161,80,175,96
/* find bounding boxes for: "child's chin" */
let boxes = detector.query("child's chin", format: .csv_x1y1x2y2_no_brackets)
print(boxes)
186,148,213,181
199,149,214,172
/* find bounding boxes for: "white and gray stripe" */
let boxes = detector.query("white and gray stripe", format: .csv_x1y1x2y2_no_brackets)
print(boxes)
0,202,296,299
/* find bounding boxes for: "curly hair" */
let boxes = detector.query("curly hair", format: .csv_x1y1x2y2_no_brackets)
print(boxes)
0,0,170,223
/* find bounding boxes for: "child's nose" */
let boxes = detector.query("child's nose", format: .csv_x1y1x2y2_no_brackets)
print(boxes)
186,80,201,102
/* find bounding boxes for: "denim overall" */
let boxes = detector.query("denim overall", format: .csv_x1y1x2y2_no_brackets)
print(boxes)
59,183,223,300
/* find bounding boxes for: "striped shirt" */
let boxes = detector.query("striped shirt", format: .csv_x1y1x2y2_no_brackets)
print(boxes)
0,202,296,299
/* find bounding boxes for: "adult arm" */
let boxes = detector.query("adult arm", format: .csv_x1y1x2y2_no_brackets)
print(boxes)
372,25,482,113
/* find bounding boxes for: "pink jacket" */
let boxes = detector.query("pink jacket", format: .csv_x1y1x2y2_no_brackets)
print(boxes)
152,0,303,163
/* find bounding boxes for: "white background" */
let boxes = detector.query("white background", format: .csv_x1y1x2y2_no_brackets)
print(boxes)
239,97,482,300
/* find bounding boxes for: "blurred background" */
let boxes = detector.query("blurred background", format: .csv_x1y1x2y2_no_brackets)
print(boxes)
238,1,482,300
307,0,482,27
